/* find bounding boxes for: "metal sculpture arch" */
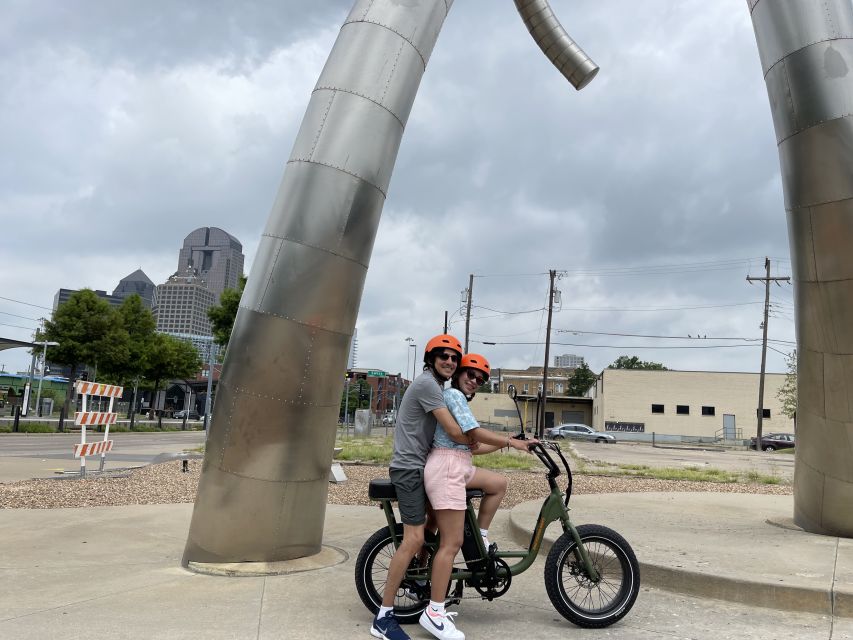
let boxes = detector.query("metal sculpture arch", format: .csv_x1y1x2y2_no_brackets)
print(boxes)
183,0,853,565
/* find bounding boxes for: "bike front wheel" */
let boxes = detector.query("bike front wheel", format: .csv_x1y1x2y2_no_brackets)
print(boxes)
354,524,433,624
544,524,640,628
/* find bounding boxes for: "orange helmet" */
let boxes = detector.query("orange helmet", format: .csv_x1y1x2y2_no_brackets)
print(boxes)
460,353,490,380
423,334,463,360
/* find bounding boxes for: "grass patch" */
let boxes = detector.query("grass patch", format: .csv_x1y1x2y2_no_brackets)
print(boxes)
0,422,56,433
473,452,537,471
335,438,393,464
580,461,785,485
334,438,537,470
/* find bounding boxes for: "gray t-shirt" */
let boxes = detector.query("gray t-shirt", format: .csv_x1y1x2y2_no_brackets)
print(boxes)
389,371,447,470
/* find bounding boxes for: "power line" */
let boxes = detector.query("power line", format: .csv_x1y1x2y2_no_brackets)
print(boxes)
0,321,39,331
0,310,41,322
474,339,762,350
0,295,53,311
555,301,763,312
555,328,796,345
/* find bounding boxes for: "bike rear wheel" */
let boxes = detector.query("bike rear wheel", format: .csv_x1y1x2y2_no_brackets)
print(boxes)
354,524,433,624
544,524,640,628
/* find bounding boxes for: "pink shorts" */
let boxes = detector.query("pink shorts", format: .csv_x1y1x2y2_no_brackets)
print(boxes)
424,448,476,511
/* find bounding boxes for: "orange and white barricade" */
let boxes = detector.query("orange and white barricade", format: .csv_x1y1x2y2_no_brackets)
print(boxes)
74,381,123,476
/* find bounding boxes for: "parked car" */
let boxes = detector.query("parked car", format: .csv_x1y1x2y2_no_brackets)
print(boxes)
750,432,795,451
545,423,616,443
174,409,201,420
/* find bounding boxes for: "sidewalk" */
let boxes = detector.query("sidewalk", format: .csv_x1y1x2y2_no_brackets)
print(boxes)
1,492,852,639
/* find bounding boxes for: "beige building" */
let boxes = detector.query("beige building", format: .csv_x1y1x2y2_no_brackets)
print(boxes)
468,392,592,433
591,369,794,442
491,366,576,396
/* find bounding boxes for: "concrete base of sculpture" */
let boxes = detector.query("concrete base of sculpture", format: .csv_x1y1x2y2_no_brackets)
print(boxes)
185,545,348,577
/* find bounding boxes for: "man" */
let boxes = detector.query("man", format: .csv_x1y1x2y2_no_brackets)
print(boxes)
370,334,470,640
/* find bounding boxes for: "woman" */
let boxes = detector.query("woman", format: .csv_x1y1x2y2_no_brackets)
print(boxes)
420,353,534,640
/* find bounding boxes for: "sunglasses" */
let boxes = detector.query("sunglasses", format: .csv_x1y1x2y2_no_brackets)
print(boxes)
465,369,487,386
435,352,459,363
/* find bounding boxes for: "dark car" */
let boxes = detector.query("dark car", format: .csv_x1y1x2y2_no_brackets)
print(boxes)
750,432,795,451
545,423,616,443
174,409,201,420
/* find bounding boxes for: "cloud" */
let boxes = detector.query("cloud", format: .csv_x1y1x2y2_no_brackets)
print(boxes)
0,0,795,380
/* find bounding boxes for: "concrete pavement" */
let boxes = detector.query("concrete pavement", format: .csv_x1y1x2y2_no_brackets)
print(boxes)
2,490,852,639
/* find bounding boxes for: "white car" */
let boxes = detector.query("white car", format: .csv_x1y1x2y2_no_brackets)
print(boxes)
545,423,615,443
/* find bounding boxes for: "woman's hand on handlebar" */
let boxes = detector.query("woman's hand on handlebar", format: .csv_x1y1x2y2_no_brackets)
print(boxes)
509,436,539,452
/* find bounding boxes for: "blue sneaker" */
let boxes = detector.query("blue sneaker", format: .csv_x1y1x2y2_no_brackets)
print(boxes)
371,610,410,640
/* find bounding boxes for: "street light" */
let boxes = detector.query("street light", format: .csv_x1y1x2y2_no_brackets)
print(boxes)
34,340,59,417
404,337,413,382
409,343,417,382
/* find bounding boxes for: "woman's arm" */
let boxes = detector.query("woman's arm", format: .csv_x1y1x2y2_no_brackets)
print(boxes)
468,427,534,453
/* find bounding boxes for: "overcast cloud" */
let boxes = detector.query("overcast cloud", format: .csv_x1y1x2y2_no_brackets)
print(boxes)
0,0,796,380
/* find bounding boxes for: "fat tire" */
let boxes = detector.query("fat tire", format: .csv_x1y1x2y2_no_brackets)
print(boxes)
544,524,640,628
354,525,432,624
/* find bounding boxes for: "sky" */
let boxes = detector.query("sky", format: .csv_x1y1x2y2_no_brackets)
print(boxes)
0,0,797,380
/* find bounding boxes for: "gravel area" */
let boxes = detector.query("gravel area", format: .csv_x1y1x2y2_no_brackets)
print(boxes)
0,460,792,510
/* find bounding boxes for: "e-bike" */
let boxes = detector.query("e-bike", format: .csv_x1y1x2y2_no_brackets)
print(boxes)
354,387,640,629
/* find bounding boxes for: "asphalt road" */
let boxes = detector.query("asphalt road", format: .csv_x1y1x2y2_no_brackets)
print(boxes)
0,431,206,482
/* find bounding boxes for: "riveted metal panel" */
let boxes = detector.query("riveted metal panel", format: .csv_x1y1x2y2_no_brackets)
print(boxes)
767,38,853,142
823,279,853,354
778,115,853,209
809,198,853,282
786,206,818,282
795,282,836,354
752,0,853,75
819,477,853,532
793,458,826,533
797,348,826,418
184,464,327,563
222,310,351,408
289,89,404,195
824,354,853,422
248,240,367,335
263,162,385,266
218,392,339,482
345,0,449,65
317,21,426,124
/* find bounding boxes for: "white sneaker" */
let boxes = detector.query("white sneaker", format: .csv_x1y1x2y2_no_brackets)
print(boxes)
419,607,464,640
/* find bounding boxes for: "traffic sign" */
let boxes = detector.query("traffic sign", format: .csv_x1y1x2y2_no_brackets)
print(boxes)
367,370,386,377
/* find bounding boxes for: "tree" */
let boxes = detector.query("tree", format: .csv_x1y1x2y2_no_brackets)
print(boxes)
567,362,597,396
208,275,247,349
40,289,129,419
112,295,157,421
777,349,797,423
608,355,668,370
142,333,202,426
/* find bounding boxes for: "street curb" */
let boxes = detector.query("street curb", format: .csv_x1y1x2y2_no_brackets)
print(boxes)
507,504,849,618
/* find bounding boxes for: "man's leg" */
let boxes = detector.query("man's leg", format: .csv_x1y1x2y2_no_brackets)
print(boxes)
381,523,425,607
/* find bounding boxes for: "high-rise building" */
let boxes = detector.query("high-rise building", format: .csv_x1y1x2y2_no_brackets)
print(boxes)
177,227,244,299
153,269,217,344
112,269,155,308
53,288,122,311
554,353,584,368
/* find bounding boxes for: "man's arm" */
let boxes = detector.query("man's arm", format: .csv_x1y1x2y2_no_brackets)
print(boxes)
432,407,471,445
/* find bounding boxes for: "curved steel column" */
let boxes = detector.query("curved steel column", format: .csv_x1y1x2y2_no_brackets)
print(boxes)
183,0,596,564
183,0,453,564
514,0,598,89
749,0,853,536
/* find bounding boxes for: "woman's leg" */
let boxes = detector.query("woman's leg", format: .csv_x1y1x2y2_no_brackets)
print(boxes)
429,509,465,603
467,467,507,531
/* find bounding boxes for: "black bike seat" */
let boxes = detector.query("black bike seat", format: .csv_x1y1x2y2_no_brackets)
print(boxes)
368,479,485,501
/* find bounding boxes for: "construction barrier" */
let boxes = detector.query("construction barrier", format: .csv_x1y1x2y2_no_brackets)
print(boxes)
74,380,123,476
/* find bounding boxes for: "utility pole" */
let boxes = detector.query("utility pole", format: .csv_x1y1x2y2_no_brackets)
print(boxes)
463,274,474,352
539,269,556,439
746,257,790,449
